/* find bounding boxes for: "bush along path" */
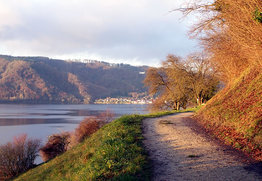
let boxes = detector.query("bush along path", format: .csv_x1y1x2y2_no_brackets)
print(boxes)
143,112,262,181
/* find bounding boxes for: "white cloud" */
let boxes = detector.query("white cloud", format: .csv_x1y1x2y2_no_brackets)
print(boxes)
0,0,198,66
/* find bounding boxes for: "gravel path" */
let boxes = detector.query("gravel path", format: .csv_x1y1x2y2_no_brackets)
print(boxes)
143,112,262,181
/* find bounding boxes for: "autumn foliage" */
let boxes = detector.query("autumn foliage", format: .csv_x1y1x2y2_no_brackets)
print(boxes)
180,0,262,82
69,113,109,147
144,54,218,111
71,118,102,144
0,55,147,104
178,0,262,160
195,67,262,160
39,132,70,162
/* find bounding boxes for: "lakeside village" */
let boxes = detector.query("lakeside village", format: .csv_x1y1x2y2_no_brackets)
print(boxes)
94,94,153,105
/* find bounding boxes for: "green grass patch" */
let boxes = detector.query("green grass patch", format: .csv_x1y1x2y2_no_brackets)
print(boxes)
15,115,149,180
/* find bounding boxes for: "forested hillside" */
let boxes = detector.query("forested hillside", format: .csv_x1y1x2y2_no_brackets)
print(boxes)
0,55,147,104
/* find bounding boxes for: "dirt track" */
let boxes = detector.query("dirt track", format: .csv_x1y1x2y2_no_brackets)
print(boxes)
143,112,262,181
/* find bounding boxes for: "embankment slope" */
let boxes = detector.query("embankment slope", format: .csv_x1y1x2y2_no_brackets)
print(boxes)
15,115,150,180
195,67,262,160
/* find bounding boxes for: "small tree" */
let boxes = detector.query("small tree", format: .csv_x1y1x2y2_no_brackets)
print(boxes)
186,53,219,105
74,117,102,143
144,55,190,111
0,134,41,180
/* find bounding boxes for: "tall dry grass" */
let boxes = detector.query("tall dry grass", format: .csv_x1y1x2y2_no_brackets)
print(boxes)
181,0,262,83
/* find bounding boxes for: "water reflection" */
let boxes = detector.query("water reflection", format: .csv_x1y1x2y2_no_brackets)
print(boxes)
0,118,75,126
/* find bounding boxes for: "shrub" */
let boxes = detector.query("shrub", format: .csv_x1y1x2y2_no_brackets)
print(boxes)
68,116,106,148
40,112,111,161
40,132,70,162
254,9,262,23
0,134,41,180
74,117,101,143
98,110,115,123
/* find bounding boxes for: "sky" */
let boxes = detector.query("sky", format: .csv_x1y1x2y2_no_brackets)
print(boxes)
0,0,198,66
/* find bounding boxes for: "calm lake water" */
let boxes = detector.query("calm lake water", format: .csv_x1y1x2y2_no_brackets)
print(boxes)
0,104,149,145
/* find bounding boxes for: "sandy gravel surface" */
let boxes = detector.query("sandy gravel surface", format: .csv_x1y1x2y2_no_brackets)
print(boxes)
143,112,262,181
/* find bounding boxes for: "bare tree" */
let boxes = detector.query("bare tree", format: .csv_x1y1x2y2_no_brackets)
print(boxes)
176,0,262,83
144,54,218,111
186,53,219,105
0,134,41,180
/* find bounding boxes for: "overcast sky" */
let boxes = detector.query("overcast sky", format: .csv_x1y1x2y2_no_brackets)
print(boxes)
0,0,198,66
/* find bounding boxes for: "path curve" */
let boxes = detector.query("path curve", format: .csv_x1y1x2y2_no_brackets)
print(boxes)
143,112,262,181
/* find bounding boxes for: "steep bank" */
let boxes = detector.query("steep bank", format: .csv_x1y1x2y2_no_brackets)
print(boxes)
15,115,150,180
195,67,262,160
14,111,177,180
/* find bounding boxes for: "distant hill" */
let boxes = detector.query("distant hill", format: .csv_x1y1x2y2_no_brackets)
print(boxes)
0,55,148,104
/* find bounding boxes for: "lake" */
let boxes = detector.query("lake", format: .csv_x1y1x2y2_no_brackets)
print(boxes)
0,104,149,146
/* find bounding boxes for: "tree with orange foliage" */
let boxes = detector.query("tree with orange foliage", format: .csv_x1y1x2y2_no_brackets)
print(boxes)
144,54,218,111
178,0,262,83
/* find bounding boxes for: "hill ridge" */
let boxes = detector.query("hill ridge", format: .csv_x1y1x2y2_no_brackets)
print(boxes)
0,55,148,104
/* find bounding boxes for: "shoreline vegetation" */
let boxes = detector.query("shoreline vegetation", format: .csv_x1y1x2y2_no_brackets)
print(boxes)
5,103,260,180
13,108,198,181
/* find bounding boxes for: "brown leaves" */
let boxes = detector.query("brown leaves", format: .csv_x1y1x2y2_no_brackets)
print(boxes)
179,0,262,82
40,132,70,162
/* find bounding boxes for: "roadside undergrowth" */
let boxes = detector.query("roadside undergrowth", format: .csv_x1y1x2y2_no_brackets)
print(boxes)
195,67,262,161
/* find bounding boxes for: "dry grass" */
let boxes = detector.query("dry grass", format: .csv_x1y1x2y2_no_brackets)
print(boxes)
181,0,262,82
195,67,262,160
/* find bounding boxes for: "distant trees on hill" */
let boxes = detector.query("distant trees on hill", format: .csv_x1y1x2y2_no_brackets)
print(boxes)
0,55,147,103
144,54,219,111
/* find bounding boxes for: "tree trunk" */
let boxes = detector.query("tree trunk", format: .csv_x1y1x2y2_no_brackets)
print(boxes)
176,102,180,110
